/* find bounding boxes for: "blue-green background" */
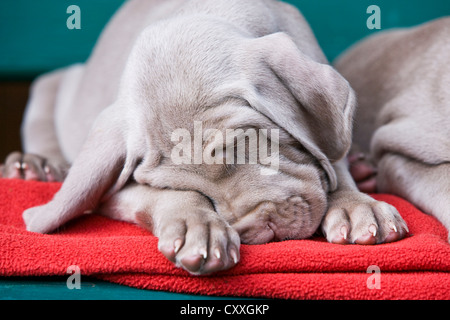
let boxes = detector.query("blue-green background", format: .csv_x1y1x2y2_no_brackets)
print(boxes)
1,0,449,80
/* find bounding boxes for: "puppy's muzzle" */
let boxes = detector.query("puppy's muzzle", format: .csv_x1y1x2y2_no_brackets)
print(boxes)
230,196,313,244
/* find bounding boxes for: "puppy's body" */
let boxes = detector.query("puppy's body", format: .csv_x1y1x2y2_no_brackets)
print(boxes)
3,0,408,274
335,17,450,240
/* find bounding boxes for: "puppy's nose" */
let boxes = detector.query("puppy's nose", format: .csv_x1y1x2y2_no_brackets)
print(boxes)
231,196,310,244
229,201,277,244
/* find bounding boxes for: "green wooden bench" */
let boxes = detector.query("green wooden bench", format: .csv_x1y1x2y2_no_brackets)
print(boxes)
1,0,449,300
1,0,449,80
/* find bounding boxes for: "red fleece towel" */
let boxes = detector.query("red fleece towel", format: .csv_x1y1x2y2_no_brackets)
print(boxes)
0,179,449,299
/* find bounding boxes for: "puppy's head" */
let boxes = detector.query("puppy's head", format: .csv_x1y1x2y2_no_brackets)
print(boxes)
128,31,356,243
50,27,355,243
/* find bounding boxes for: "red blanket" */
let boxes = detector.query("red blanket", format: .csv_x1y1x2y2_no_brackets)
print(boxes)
1,179,449,299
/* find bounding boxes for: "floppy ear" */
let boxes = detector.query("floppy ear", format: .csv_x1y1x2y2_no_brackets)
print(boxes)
238,32,356,191
23,104,142,233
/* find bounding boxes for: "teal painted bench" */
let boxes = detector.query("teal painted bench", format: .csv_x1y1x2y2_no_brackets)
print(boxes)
0,276,241,300
1,0,449,299
1,0,449,80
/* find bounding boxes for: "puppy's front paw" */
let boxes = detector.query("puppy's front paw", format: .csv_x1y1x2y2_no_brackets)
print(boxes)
2,151,66,182
156,209,240,275
322,191,409,245
23,204,61,234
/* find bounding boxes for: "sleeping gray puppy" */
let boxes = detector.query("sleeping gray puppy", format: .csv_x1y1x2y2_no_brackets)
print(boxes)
1,0,407,274
335,17,450,242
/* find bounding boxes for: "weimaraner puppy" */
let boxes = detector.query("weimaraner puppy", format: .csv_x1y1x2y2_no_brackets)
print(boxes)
1,0,407,274
335,17,450,242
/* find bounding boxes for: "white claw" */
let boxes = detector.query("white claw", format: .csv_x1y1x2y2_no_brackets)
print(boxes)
214,248,221,259
340,226,348,240
21,163,28,170
44,165,50,174
369,225,377,237
174,239,183,254
199,248,208,260
14,162,21,170
230,249,239,264
392,225,398,233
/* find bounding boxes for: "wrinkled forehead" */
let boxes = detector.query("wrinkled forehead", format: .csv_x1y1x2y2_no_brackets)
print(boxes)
202,101,280,131
175,100,290,137
152,100,293,156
